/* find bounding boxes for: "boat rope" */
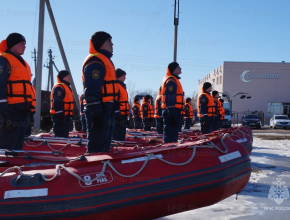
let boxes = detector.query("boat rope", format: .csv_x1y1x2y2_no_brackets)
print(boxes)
0,134,230,183
24,141,72,152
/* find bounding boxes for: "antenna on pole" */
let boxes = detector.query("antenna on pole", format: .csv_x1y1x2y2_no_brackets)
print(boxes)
173,0,179,62
31,48,37,87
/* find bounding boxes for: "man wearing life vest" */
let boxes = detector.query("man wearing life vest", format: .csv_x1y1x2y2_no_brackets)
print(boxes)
184,98,194,129
161,62,184,143
211,90,222,131
197,82,215,134
0,33,34,150
219,98,225,129
141,95,153,131
154,87,163,134
132,96,142,129
179,105,185,132
82,31,119,153
113,68,129,141
79,93,87,132
50,70,74,138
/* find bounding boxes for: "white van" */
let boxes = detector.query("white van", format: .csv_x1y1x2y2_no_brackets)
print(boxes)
221,102,231,127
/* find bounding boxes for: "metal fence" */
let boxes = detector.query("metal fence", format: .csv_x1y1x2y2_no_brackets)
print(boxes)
231,111,270,126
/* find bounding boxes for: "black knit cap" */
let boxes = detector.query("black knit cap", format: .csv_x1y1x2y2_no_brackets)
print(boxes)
116,68,126,78
219,98,224,103
212,90,219,97
144,95,151,102
6,33,26,49
168,62,179,74
203,82,212,91
58,70,70,80
91,31,112,50
186,98,192,103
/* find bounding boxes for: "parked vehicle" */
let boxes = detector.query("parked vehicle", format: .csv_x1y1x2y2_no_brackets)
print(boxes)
221,102,231,128
270,115,290,129
242,114,261,129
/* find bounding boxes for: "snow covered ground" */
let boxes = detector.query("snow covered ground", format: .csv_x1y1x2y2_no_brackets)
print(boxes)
157,134,290,220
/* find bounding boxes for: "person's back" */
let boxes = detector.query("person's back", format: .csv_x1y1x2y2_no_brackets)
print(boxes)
132,97,142,129
141,95,153,131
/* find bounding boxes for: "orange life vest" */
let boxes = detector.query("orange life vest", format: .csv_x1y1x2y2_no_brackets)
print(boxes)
213,97,223,117
82,39,119,103
118,82,130,116
132,102,141,118
220,106,225,120
50,76,74,116
197,89,215,117
141,98,153,119
31,85,36,113
160,68,184,109
0,52,34,105
185,103,193,119
154,95,162,118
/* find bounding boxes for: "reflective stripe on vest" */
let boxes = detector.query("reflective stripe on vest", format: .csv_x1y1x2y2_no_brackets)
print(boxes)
82,40,119,103
185,103,193,119
154,95,162,118
118,83,130,116
0,53,33,105
160,68,184,109
141,102,153,119
132,103,141,118
50,81,74,116
197,92,215,117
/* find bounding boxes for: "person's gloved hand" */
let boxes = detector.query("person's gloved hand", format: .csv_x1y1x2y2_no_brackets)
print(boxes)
0,116,12,131
168,108,177,126
202,115,208,127
92,115,102,130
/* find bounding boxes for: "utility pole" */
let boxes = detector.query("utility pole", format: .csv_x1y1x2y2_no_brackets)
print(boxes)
45,0,80,113
173,0,179,62
34,0,45,132
44,49,54,91
31,48,37,87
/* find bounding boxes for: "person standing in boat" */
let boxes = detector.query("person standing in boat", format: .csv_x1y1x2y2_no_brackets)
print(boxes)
197,82,215,134
82,31,119,153
0,33,34,150
211,90,222,131
154,87,163,134
132,96,142,129
160,62,184,143
141,95,154,131
219,98,225,129
113,68,129,141
50,70,74,138
184,98,194,129
79,93,87,132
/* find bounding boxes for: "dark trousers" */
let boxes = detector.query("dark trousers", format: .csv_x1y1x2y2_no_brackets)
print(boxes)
85,111,115,153
179,115,183,132
52,115,70,138
0,110,29,150
212,118,221,131
143,118,151,131
81,114,87,132
133,117,142,129
155,117,163,134
184,118,191,129
113,115,127,141
163,109,180,143
200,117,214,134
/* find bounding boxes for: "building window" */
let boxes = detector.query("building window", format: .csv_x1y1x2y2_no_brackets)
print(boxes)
220,76,222,84
267,103,283,115
216,77,219,85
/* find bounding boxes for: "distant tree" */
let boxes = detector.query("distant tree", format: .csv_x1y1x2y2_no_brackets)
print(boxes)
191,91,198,110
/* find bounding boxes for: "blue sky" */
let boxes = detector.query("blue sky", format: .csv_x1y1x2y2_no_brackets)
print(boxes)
1,0,289,98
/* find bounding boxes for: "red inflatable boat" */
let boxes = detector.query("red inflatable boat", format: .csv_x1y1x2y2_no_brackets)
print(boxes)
0,133,251,219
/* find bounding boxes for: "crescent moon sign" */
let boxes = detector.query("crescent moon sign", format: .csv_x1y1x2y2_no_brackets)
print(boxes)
240,70,252,82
